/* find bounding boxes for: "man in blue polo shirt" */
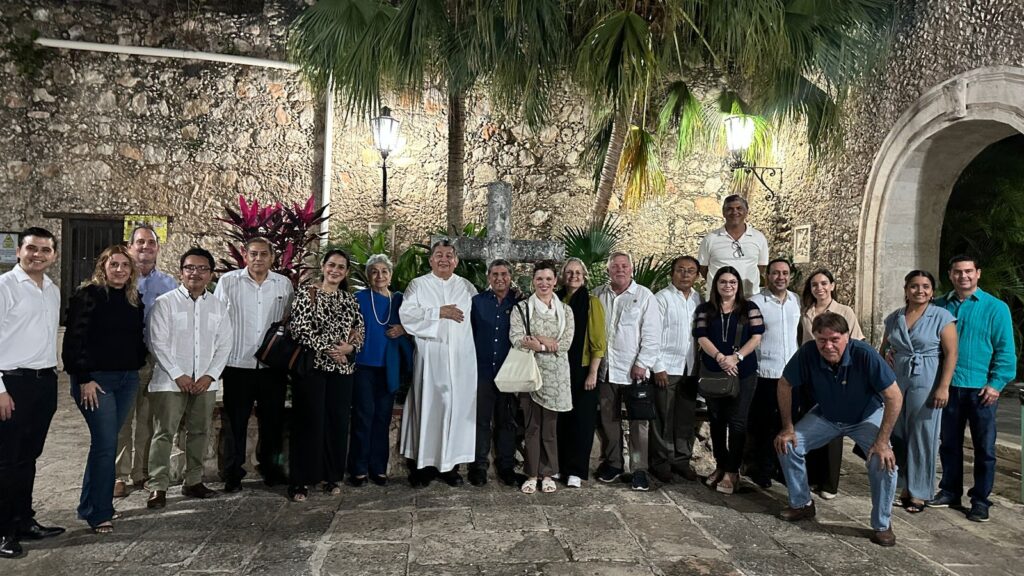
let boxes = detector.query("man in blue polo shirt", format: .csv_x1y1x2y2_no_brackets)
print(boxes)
775,312,902,547
928,255,1016,522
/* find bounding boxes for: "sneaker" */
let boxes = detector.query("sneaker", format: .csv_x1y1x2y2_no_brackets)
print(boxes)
817,490,837,500
966,503,990,522
567,475,582,488
780,501,816,522
926,491,960,508
870,527,896,547
631,470,650,491
596,466,623,483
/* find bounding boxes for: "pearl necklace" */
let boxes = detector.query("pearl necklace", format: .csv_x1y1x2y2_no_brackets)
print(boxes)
370,289,392,326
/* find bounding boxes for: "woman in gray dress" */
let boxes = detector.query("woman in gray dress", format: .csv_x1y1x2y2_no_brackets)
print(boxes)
510,260,575,494
880,270,958,512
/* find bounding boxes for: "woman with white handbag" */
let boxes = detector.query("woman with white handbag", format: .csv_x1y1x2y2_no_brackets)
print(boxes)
508,261,575,494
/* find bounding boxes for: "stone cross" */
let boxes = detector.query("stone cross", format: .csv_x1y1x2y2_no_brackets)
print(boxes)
430,181,565,264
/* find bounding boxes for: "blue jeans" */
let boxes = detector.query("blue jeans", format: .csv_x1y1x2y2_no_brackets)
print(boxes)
71,371,139,527
937,386,997,507
778,406,896,531
348,366,395,477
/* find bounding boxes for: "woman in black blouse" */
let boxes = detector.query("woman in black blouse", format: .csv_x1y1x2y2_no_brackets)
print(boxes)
693,266,764,495
287,250,365,502
63,245,147,533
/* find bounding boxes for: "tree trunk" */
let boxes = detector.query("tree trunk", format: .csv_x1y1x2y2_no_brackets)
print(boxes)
446,91,467,235
590,113,629,226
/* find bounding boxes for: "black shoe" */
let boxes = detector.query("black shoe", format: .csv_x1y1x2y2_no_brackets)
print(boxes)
441,470,465,487
16,519,65,541
650,468,673,484
468,468,488,487
409,470,431,489
497,468,518,487
0,536,23,559
224,478,243,493
926,491,960,508
596,466,623,483
966,502,990,522
182,483,217,499
348,475,368,488
631,470,650,491
370,474,389,486
260,466,288,487
147,490,167,509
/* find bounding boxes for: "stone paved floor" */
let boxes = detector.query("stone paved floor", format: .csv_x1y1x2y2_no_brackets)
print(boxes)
8,389,1024,576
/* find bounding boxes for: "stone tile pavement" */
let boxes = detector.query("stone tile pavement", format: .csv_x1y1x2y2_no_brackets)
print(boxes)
7,389,1024,576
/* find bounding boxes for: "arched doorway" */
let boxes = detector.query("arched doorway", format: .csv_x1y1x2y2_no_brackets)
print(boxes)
857,66,1024,340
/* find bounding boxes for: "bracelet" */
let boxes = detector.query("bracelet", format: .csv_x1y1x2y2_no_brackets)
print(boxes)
541,344,547,352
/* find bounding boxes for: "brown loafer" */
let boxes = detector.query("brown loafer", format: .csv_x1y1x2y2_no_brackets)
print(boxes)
182,483,217,499
147,490,166,509
780,501,816,522
870,527,896,547
113,480,128,498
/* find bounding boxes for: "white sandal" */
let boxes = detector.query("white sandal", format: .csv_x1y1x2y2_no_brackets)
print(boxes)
541,477,557,493
521,478,538,494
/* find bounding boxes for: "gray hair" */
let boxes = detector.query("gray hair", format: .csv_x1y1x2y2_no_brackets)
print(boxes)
488,258,512,273
722,194,749,210
560,257,589,279
365,253,393,273
606,251,633,269
430,239,458,257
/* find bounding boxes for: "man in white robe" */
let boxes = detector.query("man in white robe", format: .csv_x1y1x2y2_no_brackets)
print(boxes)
400,240,478,487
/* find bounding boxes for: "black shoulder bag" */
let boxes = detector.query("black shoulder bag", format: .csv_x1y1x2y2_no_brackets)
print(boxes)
697,313,745,399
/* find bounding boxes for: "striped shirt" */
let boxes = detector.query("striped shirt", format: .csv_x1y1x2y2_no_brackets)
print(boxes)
213,269,294,369
935,288,1016,391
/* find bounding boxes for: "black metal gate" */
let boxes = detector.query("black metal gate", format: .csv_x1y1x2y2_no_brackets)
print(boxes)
61,217,124,323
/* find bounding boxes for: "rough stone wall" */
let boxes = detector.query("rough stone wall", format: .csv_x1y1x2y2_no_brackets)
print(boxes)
778,0,1024,304
0,0,318,279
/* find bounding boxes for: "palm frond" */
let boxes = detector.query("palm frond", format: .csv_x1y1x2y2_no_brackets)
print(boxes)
575,10,658,114
631,255,673,292
559,216,624,272
617,125,666,210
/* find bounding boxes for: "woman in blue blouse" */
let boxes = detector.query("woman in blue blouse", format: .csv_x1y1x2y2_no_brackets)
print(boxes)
693,266,764,494
880,270,957,512
348,254,411,487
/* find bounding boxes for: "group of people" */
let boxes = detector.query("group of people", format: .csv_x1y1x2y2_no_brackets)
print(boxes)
0,194,1013,558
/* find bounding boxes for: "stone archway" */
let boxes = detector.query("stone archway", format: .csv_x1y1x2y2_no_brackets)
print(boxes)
856,66,1024,340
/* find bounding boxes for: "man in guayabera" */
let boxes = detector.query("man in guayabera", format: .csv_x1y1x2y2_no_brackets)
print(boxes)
775,312,902,548
114,225,176,498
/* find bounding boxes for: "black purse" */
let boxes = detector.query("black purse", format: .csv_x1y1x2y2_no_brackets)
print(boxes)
254,287,317,376
624,379,657,420
697,313,745,399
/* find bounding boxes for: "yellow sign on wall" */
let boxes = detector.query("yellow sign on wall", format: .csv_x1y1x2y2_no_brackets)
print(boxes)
123,215,169,244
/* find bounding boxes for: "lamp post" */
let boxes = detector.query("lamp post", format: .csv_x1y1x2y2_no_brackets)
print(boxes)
723,115,782,199
370,106,401,220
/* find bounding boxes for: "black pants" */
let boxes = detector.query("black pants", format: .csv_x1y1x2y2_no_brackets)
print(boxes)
473,376,517,473
0,369,57,537
746,377,783,483
289,370,353,486
557,364,599,480
706,374,757,474
221,366,287,481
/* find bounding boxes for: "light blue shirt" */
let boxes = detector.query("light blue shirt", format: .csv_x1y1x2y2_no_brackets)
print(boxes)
935,288,1016,391
138,268,177,328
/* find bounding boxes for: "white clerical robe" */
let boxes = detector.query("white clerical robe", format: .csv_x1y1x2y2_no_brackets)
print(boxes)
399,272,478,470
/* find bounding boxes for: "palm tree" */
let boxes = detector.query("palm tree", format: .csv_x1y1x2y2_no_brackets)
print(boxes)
288,0,570,234
573,0,897,224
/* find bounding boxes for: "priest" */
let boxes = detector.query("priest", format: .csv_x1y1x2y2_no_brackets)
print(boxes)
400,240,478,487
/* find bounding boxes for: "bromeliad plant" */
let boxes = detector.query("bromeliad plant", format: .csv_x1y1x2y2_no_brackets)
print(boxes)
217,194,328,287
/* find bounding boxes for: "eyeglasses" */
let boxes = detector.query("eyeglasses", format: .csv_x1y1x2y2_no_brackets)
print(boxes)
731,240,744,258
182,265,212,273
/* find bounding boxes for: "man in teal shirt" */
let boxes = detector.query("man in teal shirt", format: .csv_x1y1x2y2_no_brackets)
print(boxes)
928,255,1016,522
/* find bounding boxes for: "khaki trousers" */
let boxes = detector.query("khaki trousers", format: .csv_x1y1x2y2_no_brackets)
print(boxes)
520,394,559,478
115,357,155,484
147,390,216,491
597,381,649,472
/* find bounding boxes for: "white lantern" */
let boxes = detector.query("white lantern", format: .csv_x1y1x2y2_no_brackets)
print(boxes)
371,106,401,160
723,114,755,157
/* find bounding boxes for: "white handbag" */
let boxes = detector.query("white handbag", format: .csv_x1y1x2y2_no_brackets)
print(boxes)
494,303,543,393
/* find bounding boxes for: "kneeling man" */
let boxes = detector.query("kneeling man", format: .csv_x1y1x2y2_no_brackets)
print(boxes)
775,312,902,547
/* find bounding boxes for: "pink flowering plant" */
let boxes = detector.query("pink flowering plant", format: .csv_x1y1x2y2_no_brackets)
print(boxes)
217,194,328,286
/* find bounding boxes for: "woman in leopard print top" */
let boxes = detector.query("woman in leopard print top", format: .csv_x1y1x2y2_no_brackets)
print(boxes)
287,249,365,502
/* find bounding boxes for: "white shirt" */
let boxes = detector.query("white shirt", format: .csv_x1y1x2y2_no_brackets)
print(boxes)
148,286,233,393
0,266,60,394
749,288,801,379
214,268,294,369
653,284,703,376
593,281,662,385
697,225,770,297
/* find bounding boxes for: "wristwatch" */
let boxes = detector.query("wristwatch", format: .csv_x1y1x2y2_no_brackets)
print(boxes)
735,352,744,362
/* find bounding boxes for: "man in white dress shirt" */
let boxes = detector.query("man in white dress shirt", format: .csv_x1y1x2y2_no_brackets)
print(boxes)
0,228,65,559
748,258,801,488
146,247,233,509
651,256,703,483
593,252,662,491
400,240,478,488
214,237,294,492
697,195,769,297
